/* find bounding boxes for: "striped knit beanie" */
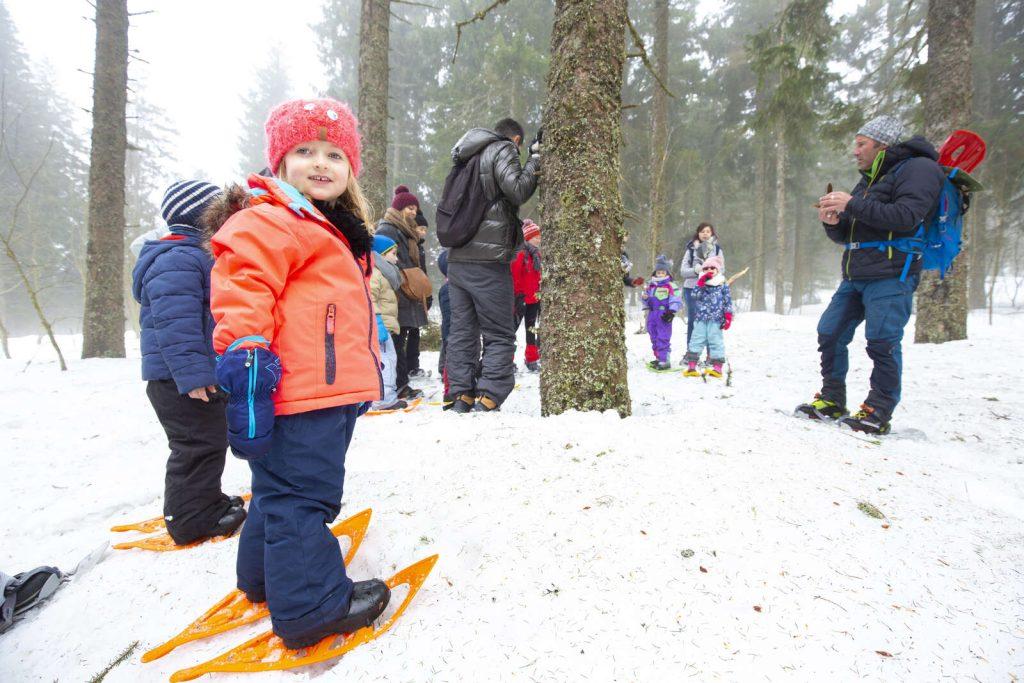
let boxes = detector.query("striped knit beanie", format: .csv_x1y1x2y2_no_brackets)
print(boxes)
161,181,223,229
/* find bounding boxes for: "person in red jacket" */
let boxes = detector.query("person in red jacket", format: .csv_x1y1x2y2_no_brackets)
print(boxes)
511,219,542,372
208,98,389,650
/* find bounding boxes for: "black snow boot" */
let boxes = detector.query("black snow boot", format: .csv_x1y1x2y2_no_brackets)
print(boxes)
473,395,501,412
206,506,247,539
281,579,391,650
838,404,891,435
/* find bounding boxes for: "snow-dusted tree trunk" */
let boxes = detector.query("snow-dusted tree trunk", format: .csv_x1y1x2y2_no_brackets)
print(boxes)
914,0,974,343
82,0,128,358
750,139,768,311
358,0,390,217
540,0,631,417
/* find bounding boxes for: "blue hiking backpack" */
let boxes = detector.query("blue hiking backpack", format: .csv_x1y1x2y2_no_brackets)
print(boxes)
846,162,973,282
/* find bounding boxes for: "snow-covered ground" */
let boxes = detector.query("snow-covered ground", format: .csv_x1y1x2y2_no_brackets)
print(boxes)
2,305,1023,682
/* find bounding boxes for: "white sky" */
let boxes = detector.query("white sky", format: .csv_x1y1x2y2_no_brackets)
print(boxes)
8,1,864,190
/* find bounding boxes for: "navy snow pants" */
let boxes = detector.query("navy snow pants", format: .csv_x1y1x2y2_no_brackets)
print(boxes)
236,404,358,642
816,275,918,422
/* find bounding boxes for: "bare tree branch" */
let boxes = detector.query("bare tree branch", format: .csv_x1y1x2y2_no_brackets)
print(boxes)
452,0,512,64
626,13,675,98
392,0,439,8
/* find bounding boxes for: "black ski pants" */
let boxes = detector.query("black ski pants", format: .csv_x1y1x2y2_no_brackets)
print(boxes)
146,379,232,545
447,261,516,405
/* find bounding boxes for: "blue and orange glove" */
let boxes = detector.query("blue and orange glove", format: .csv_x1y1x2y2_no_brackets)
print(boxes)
216,336,281,461
721,312,733,330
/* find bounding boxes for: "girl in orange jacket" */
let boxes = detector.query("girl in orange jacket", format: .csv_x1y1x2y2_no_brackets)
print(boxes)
208,98,389,649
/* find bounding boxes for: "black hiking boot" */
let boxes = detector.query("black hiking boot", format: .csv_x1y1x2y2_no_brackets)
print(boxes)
207,505,247,538
525,361,540,373
227,495,245,509
449,394,476,414
398,385,424,400
473,395,500,412
838,404,891,435
795,393,848,421
281,579,391,650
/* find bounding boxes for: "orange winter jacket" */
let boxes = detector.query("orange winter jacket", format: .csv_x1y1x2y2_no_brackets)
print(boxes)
210,175,382,415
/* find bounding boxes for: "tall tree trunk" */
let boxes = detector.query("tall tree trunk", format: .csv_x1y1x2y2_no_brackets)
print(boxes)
773,134,787,314
82,0,128,359
914,0,975,343
540,0,630,417
648,0,669,262
968,0,993,308
750,139,768,311
357,0,390,217
790,178,805,312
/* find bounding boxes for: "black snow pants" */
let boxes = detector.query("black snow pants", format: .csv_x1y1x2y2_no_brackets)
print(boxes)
146,379,233,545
446,261,517,405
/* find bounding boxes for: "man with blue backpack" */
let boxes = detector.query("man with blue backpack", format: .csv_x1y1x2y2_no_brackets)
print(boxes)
797,115,947,435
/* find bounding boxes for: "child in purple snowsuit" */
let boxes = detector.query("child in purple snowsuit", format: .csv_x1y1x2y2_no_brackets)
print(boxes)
642,255,683,370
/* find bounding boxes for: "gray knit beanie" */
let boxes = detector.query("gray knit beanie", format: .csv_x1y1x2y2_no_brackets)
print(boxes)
857,115,907,147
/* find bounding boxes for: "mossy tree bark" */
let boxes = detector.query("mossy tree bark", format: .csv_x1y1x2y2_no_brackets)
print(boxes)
358,0,390,217
648,0,669,262
540,0,631,417
82,0,128,359
967,0,993,309
914,0,974,343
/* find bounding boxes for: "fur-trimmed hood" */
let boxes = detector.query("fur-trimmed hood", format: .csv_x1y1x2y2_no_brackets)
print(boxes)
201,184,251,255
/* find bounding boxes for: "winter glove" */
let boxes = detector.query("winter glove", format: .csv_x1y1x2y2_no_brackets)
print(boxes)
514,294,527,321
660,311,675,323
375,314,389,343
721,312,733,331
631,277,645,287
216,337,281,462
698,272,713,287
529,127,543,156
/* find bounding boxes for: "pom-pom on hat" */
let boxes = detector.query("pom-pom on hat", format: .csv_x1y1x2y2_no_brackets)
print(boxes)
522,219,540,241
391,185,419,211
372,234,397,255
161,180,222,229
265,98,362,178
654,254,673,273
702,254,724,272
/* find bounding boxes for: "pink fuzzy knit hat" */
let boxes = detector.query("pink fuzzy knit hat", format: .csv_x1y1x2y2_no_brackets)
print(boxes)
265,98,362,178
702,254,724,272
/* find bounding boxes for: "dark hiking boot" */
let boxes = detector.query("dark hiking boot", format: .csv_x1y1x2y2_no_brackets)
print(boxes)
449,394,476,414
207,506,247,538
525,362,540,373
838,404,891,435
376,399,408,411
795,394,848,421
281,579,391,650
227,495,245,509
473,395,500,412
398,385,424,400
408,368,428,378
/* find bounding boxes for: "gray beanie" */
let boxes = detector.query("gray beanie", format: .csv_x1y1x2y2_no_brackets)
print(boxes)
857,115,906,147
654,254,673,274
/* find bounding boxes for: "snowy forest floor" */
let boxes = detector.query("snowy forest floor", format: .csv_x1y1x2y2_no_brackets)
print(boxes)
1,305,1023,682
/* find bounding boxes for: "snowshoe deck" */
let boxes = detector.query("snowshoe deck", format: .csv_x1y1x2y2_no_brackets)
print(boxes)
111,493,252,534
364,398,423,416
141,508,372,663
113,493,254,552
169,553,438,682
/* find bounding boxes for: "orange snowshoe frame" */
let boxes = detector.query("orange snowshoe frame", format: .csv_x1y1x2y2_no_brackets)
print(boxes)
364,397,423,415
169,553,438,682
140,508,372,663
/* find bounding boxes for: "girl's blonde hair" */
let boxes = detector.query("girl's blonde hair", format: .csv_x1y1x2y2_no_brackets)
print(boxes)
276,158,375,234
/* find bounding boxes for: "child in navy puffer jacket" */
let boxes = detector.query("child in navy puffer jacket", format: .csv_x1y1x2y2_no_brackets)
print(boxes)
683,254,733,379
131,181,246,546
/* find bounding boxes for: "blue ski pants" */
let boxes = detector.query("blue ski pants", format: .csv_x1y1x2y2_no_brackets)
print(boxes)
686,320,725,363
236,404,358,642
816,276,918,421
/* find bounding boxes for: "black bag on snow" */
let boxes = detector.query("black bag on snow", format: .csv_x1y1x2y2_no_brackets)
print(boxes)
435,153,494,248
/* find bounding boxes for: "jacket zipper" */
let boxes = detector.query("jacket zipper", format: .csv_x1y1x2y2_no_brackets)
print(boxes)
325,303,337,385
245,349,256,438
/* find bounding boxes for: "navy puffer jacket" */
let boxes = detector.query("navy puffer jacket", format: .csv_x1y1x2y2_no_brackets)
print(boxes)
131,226,217,393
827,136,945,281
